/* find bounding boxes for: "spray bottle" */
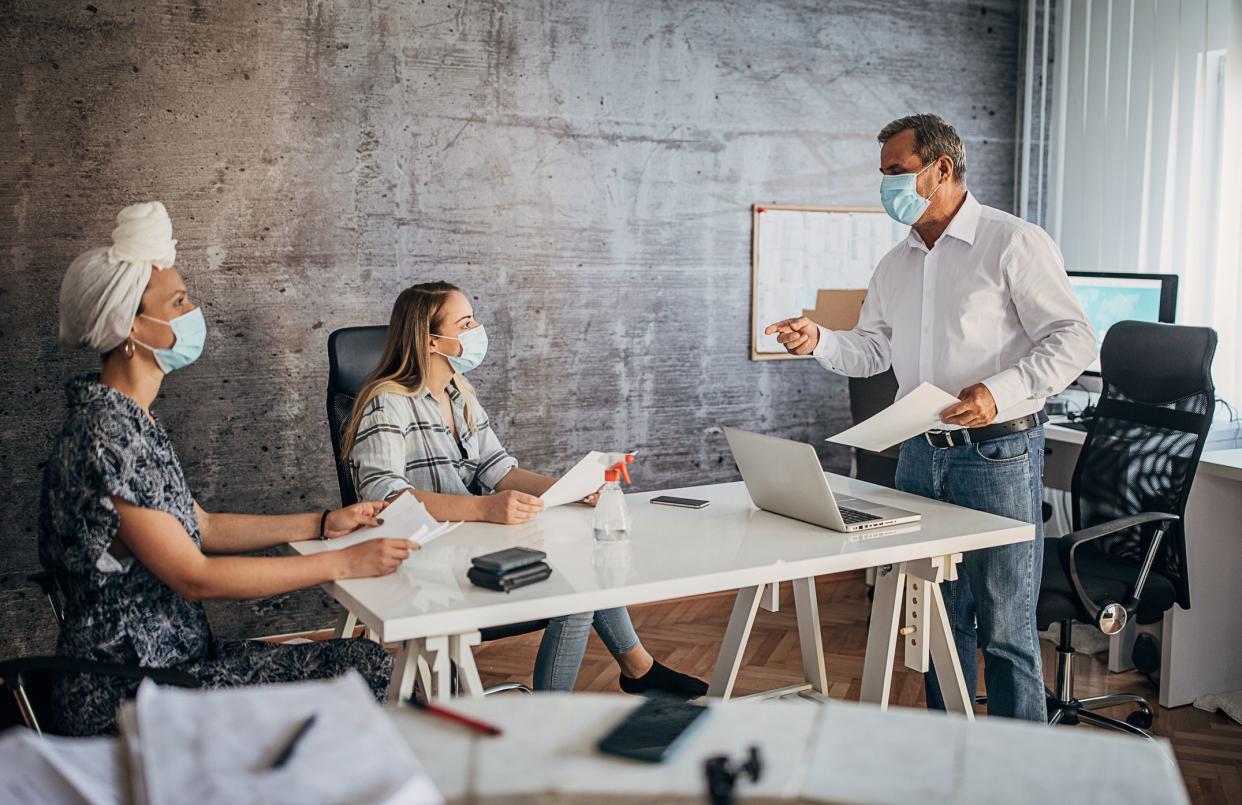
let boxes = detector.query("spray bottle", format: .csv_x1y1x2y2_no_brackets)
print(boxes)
593,453,636,542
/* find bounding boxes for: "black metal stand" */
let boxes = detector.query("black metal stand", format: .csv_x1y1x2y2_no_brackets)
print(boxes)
705,745,763,805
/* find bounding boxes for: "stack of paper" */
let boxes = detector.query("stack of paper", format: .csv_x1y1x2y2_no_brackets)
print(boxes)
118,673,442,805
301,493,461,553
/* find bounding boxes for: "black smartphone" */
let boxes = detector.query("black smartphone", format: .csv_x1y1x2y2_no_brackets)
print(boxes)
650,496,710,509
597,698,709,763
470,547,547,575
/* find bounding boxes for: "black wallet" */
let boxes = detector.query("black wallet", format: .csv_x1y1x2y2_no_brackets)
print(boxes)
467,562,552,592
471,547,547,574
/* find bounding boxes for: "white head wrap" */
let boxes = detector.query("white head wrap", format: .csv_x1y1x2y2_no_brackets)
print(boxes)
59,201,178,352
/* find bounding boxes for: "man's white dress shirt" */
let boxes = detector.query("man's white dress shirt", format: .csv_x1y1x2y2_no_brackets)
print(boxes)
813,192,1096,424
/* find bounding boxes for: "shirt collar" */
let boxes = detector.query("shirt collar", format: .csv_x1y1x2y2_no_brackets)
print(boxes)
904,190,981,251
65,374,162,431
417,381,463,404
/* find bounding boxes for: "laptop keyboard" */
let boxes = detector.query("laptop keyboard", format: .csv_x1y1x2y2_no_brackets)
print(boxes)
839,507,883,524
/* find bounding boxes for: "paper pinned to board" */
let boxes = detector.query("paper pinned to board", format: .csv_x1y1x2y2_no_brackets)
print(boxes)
826,382,961,453
541,451,610,508
304,493,460,552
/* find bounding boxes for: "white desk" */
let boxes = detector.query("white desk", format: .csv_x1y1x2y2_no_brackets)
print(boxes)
391,693,1190,804
291,476,1034,716
1045,424,1242,707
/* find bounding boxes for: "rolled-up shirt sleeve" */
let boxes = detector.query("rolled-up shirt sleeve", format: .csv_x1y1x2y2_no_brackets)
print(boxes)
470,407,518,495
350,395,416,502
982,228,1098,416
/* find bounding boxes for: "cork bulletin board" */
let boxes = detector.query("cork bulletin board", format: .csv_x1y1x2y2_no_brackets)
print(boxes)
750,205,906,361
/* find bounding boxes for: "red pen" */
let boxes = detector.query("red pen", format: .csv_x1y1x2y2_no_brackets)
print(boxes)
410,697,503,736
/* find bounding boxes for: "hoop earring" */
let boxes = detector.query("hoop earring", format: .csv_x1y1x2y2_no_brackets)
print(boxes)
123,339,135,360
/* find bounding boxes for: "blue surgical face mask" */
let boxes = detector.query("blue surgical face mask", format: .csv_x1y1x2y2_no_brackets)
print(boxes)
133,307,207,373
432,325,488,374
880,162,942,225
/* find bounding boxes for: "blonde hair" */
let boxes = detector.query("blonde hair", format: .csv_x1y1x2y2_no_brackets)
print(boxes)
341,282,481,459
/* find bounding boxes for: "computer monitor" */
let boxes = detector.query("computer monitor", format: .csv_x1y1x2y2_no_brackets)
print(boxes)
1067,271,1178,375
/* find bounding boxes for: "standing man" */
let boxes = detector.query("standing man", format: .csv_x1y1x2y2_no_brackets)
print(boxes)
765,114,1095,721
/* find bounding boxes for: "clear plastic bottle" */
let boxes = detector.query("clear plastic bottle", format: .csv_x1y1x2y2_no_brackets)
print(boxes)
592,468,630,542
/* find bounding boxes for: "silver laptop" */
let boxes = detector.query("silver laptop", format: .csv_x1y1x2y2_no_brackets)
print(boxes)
723,427,921,533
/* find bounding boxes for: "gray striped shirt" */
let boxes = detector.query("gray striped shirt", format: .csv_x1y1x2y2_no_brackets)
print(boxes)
349,383,518,502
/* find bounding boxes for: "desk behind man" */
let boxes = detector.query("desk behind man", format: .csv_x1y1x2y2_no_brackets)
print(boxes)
767,114,1096,721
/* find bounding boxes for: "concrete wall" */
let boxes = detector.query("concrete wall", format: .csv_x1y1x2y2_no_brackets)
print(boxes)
0,0,1020,654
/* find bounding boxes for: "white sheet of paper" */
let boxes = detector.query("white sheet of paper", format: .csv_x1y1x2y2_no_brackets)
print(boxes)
307,494,460,551
541,451,610,507
0,729,124,805
121,673,442,805
826,382,961,452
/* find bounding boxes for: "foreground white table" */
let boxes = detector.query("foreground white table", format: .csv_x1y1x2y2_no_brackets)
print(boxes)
391,693,1189,804
291,476,1034,715
1045,423,1242,706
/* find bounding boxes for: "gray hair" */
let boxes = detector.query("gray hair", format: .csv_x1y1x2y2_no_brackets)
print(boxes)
877,114,967,183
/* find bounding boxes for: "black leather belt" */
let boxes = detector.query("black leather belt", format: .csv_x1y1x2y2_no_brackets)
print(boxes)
924,410,1048,449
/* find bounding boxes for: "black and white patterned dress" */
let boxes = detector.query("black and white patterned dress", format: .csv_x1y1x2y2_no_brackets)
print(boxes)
39,377,392,736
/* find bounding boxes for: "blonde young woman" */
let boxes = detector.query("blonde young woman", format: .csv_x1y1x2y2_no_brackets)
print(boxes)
42,202,414,735
343,282,707,696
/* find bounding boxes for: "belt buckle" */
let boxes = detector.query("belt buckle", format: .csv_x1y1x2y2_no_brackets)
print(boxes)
926,429,969,448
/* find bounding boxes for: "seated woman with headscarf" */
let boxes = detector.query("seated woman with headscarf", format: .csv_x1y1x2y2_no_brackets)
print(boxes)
42,202,411,736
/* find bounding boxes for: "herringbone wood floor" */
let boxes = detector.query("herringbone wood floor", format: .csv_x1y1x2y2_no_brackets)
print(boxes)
468,572,1242,804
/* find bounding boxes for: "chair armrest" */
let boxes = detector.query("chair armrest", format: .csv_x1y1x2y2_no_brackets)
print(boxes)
1058,512,1179,632
0,656,201,688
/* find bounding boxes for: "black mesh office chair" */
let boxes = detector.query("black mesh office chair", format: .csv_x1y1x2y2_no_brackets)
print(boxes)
327,326,548,694
0,656,200,736
847,369,900,488
1038,320,1216,738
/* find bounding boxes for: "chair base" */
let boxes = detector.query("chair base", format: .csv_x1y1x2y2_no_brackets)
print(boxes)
1046,619,1155,740
1047,692,1153,738
447,662,533,697
976,621,1156,739
482,682,533,696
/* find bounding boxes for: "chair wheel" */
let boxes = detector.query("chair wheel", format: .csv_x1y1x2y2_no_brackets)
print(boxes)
1126,709,1153,729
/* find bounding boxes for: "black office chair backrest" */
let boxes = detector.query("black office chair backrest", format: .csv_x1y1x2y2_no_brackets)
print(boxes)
847,368,899,424
1071,320,1217,609
326,326,390,507
848,369,901,487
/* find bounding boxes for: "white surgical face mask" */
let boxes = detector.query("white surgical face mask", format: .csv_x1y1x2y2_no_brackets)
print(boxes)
880,162,943,225
431,325,488,374
131,308,207,373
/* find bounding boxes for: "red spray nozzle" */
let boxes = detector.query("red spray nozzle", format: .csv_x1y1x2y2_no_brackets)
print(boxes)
608,453,637,485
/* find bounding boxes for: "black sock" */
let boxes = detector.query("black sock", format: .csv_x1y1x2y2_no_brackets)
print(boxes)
619,660,709,700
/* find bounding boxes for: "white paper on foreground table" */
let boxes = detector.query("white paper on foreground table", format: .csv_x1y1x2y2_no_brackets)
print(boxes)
541,451,611,507
0,728,124,805
827,382,960,453
300,493,460,552
120,673,441,805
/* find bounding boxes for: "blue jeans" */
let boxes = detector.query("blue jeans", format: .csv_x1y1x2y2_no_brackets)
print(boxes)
533,607,641,691
895,428,1047,721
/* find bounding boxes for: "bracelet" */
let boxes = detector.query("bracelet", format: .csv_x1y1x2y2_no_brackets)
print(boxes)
318,510,331,540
